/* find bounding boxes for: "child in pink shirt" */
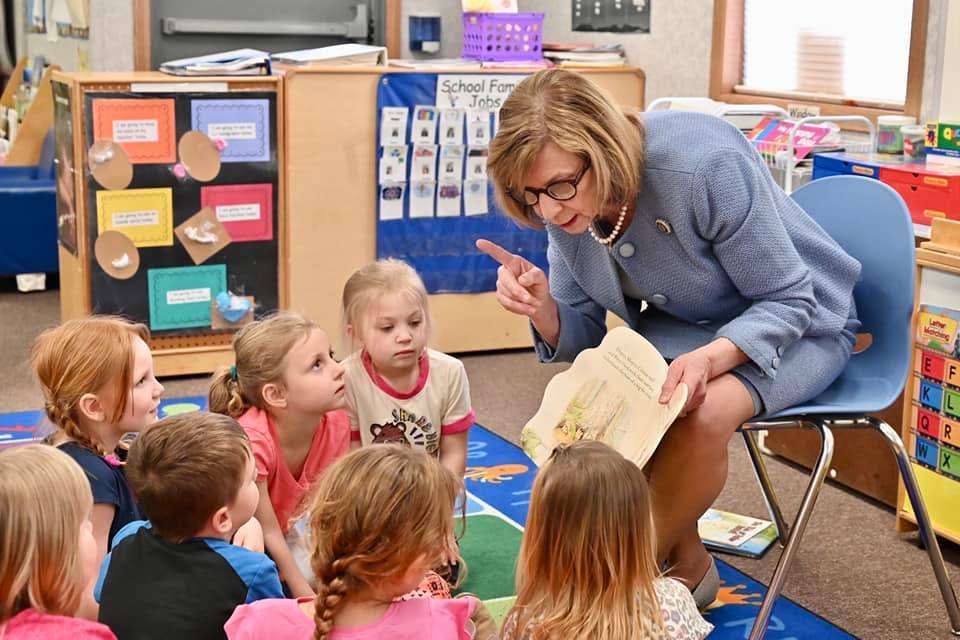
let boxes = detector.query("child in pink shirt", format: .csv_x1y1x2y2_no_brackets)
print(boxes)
0,446,116,640
209,312,351,597
225,446,490,640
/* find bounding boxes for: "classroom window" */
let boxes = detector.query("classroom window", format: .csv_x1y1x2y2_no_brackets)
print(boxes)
711,0,927,118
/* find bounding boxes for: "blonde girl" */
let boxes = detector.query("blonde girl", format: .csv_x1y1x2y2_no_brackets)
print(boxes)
503,441,713,640
0,445,115,639
209,312,351,597
31,316,164,618
225,446,491,640
341,259,474,478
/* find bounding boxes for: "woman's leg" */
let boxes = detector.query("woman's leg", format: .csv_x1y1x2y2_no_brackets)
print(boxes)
647,373,757,586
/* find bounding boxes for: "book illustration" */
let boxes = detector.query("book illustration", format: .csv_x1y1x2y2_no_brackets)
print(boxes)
520,326,687,468
698,508,773,547
917,304,960,358
548,378,626,446
699,508,777,558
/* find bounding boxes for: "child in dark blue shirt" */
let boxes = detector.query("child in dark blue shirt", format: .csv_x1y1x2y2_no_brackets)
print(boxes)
95,412,283,640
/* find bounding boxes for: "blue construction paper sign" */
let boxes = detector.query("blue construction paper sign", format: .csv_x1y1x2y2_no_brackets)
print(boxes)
376,73,548,293
148,264,227,331
191,99,271,163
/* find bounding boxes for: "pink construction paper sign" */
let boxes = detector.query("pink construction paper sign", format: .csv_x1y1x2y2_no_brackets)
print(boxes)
200,183,273,242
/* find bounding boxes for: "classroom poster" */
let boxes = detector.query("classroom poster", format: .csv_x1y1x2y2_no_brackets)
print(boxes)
53,80,78,255
96,188,174,248
92,98,177,164
376,72,548,293
148,265,227,331
573,0,651,33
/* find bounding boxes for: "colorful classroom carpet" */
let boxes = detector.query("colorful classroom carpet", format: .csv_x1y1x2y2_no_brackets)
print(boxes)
1,397,854,638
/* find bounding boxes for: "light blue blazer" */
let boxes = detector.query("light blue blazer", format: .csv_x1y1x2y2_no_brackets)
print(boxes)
532,110,861,415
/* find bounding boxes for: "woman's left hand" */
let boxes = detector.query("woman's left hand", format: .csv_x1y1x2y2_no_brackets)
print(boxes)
659,350,713,416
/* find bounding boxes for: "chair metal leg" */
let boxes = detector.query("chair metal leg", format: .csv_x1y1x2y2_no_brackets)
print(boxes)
742,429,790,547
856,416,960,635
749,419,835,640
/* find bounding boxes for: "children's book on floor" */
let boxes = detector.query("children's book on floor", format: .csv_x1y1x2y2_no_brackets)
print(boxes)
520,326,687,468
698,508,777,559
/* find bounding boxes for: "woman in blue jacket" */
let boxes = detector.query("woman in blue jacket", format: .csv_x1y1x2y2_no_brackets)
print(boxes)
478,69,860,607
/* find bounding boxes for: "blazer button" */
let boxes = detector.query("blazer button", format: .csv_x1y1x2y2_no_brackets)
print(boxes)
772,357,781,369
618,242,636,258
650,293,668,305
776,345,784,356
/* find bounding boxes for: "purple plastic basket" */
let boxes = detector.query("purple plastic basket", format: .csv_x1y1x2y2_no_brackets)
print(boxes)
461,12,544,62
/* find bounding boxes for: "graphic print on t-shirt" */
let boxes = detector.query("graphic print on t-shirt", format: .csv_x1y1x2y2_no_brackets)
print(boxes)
369,407,437,453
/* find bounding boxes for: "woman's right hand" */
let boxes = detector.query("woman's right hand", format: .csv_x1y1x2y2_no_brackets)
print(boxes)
476,239,560,345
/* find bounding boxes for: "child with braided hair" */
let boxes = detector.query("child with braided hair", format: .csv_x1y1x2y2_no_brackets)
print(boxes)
225,446,494,640
30,316,164,618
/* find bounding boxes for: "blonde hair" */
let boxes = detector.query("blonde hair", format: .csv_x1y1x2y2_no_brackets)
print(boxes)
341,259,431,347
208,312,316,418
0,445,93,622
488,68,645,229
126,412,251,541
306,446,462,640
31,316,150,456
510,441,667,640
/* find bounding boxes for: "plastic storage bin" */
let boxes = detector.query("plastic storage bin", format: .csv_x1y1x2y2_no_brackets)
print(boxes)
461,12,544,62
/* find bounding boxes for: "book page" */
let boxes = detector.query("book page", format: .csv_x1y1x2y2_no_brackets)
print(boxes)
520,326,687,468
698,508,773,546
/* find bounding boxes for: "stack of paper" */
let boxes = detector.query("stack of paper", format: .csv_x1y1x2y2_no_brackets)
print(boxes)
159,49,271,76
542,43,626,67
389,58,482,70
272,44,388,67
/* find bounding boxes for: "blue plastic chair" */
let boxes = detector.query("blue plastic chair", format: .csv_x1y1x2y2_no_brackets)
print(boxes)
739,176,960,639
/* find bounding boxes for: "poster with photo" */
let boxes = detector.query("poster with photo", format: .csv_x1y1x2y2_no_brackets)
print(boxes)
53,79,78,255
573,0,650,33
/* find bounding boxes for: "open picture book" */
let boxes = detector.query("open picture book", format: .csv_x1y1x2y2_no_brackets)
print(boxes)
520,326,688,469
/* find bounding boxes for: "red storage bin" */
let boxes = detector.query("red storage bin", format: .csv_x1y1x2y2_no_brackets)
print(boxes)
879,165,960,226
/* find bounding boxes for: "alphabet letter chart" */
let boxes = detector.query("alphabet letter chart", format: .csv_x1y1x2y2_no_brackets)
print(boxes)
900,223,960,543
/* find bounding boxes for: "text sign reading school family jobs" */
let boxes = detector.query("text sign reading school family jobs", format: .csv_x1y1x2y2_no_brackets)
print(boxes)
435,75,527,110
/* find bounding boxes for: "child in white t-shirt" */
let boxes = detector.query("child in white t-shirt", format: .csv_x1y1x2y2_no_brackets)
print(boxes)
341,259,475,479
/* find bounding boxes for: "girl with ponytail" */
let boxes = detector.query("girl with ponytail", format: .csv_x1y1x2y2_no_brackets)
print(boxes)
225,446,490,640
30,316,164,618
209,312,351,597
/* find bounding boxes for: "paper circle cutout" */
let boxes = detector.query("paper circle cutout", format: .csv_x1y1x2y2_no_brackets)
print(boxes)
88,140,133,191
94,231,140,280
178,131,222,182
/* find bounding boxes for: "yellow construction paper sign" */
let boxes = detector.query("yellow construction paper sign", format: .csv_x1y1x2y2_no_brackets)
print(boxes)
96,188,174,248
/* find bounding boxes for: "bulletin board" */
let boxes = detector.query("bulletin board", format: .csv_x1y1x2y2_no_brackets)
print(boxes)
375,73,547,293
82,90,280,336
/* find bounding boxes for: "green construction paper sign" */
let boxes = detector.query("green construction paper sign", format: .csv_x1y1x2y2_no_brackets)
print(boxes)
147,264,227,331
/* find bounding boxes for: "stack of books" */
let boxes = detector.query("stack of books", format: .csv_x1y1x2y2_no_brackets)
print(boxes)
272,44,388,69
542,42,626,68
159,49,271,76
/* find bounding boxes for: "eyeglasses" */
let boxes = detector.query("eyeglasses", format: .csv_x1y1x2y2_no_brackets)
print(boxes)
510,159,591,207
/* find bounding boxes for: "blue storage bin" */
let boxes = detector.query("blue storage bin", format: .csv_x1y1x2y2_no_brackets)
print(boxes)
813,152,881,180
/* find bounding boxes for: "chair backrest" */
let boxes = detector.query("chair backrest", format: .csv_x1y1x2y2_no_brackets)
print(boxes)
790,175,916,407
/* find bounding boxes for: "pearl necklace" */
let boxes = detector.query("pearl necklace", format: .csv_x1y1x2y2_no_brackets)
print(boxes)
588,204,628,245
